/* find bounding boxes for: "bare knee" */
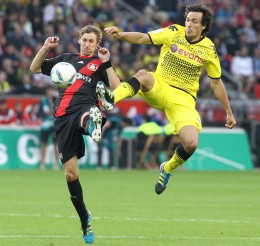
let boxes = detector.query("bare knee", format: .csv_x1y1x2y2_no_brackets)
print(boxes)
63,157,79,182
65,170,78,182
134,69,154,91
183,139,198,154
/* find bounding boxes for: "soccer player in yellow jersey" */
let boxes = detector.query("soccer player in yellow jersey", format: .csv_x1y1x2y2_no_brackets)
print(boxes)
97,4,237,194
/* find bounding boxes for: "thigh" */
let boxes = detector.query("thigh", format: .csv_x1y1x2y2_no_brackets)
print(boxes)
63,156,79,181
138,73,167,111
54,114,85,164
165,90,202,134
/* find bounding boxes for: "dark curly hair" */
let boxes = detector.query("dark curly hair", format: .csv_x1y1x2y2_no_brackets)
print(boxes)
184,4,213,36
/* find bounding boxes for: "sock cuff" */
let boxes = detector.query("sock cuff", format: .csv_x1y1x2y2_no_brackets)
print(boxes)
127,77,140,94
176,145,192,161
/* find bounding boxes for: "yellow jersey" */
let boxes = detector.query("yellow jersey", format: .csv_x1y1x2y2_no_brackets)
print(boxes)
148,24,221,98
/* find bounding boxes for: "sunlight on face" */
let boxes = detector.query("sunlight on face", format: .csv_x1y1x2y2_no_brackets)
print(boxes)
79,33,98,56
185,12,205,42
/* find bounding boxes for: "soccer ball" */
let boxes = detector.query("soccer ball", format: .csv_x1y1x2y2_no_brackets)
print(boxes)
51,62,77,88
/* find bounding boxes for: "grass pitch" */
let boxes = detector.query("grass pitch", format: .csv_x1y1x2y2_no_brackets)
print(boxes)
0,169,259,246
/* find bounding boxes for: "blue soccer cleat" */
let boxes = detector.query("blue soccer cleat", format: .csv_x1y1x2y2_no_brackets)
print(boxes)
88,106,102,142
96,81,114,111
82,210,94,244
155,162,172,195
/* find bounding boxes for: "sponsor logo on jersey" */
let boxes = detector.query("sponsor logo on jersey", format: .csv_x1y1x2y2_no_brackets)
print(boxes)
76,73,92,83
170,44,205,64
88,63,99,71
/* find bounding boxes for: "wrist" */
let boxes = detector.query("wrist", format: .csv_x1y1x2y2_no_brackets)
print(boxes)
102,60,112,69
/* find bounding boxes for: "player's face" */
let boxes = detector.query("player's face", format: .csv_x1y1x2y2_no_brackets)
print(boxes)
79,33,98,56
185,12,206,42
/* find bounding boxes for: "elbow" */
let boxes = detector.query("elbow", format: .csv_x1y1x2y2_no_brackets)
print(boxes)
30,64,40,74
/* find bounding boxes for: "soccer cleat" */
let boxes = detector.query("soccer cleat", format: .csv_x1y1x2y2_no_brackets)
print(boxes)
96,81,114,111
155,162,172,195
88,106,102,142
82,210,94,244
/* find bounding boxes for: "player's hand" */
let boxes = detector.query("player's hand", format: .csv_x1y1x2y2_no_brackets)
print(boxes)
225,114,236,129
97,46,110,62
43,36,59,48
104,26,120,38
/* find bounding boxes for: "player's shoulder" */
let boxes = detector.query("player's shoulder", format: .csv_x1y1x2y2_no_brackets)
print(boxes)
200,36,215,47
162,24,185,33
149,24,184,38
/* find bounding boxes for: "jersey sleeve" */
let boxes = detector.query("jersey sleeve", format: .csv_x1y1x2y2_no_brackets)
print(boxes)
205,45,222,79
148,25,178,46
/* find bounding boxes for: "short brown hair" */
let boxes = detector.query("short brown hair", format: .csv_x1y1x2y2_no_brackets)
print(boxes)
78,25,102,44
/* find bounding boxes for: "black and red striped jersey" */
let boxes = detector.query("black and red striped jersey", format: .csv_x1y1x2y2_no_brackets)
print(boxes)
41,53,110,117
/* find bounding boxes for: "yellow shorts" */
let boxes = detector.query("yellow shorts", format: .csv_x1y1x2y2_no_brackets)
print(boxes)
138,72,202,134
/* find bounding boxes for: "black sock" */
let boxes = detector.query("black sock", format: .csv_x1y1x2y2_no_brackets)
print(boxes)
127,77,140,94
176,145,193,161
82,115,89,128
67,178,88,225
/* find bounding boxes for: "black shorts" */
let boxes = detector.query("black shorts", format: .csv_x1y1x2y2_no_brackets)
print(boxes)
54,106,106,164
40,127,56,144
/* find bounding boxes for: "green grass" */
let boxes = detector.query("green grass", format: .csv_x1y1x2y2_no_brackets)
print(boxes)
0,169,260,246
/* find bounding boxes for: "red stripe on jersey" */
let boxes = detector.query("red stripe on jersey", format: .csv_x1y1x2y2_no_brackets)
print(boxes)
80,59,102,76
55,80,84,116
55,58,102,117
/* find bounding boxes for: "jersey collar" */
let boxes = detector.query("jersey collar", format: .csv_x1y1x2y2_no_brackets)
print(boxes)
185,35,205,44
78,53,96,59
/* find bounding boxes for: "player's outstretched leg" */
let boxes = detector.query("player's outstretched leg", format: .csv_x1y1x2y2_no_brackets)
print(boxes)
87,106,102,142
82,210,94,244
96,81,114,111
155,162,173,195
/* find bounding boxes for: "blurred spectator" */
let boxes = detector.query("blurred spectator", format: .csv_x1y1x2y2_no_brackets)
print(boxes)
14,101,25,125
0,70,11,94
27,0,44,39
0,98,16,125
23,103,41,126
230,45,254,98
6,23,27,53
253,48,260,83
100,106,126,168
2,58,20,91
119,42,135,69
215,0,235,24
13,73,42,95
142,46,159,67
135,114,163,169
240,18,257,44
133,16,148,33
39,86,59,170
43,0,64,26
2,43,20,65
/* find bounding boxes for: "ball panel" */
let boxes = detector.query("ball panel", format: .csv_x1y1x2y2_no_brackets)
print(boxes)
50,62,77,88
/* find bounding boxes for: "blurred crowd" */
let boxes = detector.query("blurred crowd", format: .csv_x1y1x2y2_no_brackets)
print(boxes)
0,0,259,98
1,0,260,168
0,0,260,125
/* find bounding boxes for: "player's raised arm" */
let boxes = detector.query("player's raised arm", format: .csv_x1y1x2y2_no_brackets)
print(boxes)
98,46,120,90
104,26,151,45
30,36,59,74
